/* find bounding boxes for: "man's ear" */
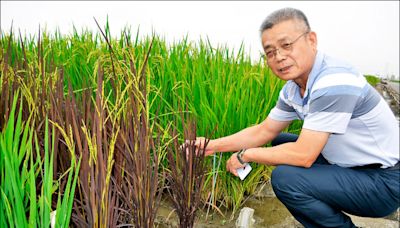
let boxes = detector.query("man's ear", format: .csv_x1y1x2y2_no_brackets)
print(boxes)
308,31,318,51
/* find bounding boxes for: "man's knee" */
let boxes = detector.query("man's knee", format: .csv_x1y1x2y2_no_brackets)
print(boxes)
271,165,302,194
271,133,298,146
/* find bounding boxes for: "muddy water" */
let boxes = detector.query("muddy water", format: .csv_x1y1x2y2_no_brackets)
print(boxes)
155,196,294,228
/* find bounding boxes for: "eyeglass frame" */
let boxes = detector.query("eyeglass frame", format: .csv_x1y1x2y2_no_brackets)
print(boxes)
263,31,310,62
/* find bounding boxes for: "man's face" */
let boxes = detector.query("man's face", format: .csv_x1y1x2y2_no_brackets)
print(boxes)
261,19,317,82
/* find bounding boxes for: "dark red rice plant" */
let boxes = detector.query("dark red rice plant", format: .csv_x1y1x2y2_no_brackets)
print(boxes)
167,116,210,228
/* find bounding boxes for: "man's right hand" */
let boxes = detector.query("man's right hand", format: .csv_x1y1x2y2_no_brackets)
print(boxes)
182,137,215,156
194,137,215,156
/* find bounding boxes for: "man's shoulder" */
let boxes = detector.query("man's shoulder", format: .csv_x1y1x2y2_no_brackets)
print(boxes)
280,80,298,97
318,53,359,77
310,54,367,94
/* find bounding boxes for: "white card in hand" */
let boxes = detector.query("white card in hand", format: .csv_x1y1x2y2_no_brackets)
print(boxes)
237,163,252,180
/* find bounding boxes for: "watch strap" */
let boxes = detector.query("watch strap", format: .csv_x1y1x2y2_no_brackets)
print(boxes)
236,149,246,165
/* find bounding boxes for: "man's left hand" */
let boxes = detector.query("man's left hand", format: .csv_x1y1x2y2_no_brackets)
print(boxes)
226,152,246,176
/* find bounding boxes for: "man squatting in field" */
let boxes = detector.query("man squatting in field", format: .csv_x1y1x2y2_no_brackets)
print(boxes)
194,7,399,228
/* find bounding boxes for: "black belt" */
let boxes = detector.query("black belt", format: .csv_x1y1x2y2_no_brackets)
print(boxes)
386,161,400,170
351,161,400,170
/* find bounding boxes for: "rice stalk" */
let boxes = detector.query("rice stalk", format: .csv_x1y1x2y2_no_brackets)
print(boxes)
166,110,210,228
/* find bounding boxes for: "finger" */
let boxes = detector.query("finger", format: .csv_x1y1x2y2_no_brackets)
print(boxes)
231,169,238,177
186,147,191,160
195,137,205,146
226,159,230,172
205,150,214,156
227,163,238,177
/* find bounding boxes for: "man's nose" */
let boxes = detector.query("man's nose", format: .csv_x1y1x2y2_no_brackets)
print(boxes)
275,49,286,61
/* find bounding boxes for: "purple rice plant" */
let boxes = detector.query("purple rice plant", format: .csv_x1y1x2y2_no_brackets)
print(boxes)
93,18,163,227
166,116,210,228
114,36,164,228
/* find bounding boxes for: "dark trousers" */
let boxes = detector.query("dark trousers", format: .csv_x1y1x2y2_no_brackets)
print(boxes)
270,133,400,228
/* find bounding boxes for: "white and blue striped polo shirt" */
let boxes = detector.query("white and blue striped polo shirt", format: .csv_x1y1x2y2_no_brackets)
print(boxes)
269,51,399,168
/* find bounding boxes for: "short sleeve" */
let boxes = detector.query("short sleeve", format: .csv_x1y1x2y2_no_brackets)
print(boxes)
268,88,299,122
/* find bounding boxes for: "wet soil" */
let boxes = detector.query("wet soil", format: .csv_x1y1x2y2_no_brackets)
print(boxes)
155,195,296,228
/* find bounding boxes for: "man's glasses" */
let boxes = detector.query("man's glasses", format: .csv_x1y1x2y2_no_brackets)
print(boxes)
264,31,309,62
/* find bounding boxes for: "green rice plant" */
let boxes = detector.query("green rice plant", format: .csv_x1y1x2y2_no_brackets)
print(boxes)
0,92,34,228
35,117,81,228
0,92,80,228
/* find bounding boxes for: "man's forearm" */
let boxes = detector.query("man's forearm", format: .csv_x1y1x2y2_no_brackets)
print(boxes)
242,143,314,168
208,124,275,152
241,129,330,168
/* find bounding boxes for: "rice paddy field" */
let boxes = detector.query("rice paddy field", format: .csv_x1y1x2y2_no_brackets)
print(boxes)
0,24,303,227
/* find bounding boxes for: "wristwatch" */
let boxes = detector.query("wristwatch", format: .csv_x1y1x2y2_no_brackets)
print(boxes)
236,149,246,165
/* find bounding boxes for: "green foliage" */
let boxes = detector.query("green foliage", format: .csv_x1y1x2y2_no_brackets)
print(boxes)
0,92,80,228
0,26,301,221
364,74,380,86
